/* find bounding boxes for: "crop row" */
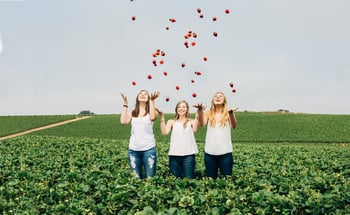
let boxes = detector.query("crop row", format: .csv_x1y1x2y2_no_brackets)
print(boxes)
0,135,349,214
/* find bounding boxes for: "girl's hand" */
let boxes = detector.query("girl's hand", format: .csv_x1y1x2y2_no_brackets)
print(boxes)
150,91,160,100
228,107,238,114
193,103,206,111
120,93,128,105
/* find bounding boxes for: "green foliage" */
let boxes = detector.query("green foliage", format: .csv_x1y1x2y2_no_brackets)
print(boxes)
0,135,349,214
1,113,350,214
234,112,350,143
29,113,350,143
0,115,76,137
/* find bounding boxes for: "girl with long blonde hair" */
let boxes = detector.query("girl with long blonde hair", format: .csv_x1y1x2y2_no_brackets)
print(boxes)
197,92,238,179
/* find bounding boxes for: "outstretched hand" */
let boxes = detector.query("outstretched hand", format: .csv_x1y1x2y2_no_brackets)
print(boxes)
228,107,239,113
193,103,206,111
150,91,160,100
120,93,128,105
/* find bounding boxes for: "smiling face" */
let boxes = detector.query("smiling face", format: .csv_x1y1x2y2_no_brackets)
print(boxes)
175,101,189,119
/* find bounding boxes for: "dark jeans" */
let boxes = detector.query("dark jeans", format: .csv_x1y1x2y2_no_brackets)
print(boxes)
169,154,196,179
204,152,233,179
128,147,157,179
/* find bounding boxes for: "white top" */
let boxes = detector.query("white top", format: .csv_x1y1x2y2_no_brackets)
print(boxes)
129,114,155,151
169,121,198,156
205,121,232,155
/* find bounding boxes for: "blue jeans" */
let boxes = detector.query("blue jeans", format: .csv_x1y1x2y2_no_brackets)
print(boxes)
128,147,157,179
204,152,233,179
169,154,196,179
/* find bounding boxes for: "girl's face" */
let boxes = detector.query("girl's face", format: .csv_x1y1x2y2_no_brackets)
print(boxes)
213,93,225,105
138,91,149,102
176,102,188,116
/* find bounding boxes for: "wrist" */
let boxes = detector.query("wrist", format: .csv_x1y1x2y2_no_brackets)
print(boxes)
123,104,128,108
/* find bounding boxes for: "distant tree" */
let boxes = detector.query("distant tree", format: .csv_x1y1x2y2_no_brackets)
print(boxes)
79,110,94,115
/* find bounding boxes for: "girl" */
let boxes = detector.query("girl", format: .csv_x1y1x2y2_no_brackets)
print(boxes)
158,100,200,179
197,92,238,179
120,90,160,178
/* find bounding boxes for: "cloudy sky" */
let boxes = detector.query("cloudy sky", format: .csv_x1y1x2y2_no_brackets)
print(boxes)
0,0,349,115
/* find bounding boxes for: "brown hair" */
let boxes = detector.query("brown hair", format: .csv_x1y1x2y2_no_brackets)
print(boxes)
174,100,190,129
132,90,150,117
208,92,229,127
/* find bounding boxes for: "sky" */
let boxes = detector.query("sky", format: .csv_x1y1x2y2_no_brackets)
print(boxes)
0,0,349,115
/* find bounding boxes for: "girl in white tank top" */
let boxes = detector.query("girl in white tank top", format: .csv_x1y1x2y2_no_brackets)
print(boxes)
158,100,201,178
196,92,238,179
120,90,160,179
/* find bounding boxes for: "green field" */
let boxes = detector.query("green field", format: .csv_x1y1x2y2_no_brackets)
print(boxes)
0,115,77,137
0,113,349,214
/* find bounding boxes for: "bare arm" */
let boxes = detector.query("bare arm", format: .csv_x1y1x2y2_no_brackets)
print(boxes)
228,108,238,129
191,118,199,132
193,103,207,127
158,110,173,135
149,91,160,121
120,93,132,125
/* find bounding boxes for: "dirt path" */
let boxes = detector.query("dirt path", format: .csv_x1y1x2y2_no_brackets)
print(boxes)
0,116,92,141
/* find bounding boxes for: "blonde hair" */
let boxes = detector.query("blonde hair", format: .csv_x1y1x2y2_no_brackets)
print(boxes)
209,92,229,127
174,100,190,129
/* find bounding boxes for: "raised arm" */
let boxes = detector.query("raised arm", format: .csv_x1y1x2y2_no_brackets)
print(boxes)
120,93,132,125
149,91,160,121
193,103,207,127
228,107,238,129
158,110,173,135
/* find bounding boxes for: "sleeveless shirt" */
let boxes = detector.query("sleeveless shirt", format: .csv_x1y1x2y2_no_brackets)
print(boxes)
205,121,232,155
129,114,155,151
169,121,198,156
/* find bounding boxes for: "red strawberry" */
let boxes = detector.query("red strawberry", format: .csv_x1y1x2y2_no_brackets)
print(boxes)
192,93,197,98
176,86,180,90
147,75,152,79
225,9,230,14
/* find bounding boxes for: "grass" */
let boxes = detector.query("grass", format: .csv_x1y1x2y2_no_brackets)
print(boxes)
0,115,77,137
0,112,350,214
28,112,350,143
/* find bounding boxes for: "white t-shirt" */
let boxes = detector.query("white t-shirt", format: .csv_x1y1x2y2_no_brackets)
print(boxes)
169,121,198,156
205,121,232,155
129,114,155,151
